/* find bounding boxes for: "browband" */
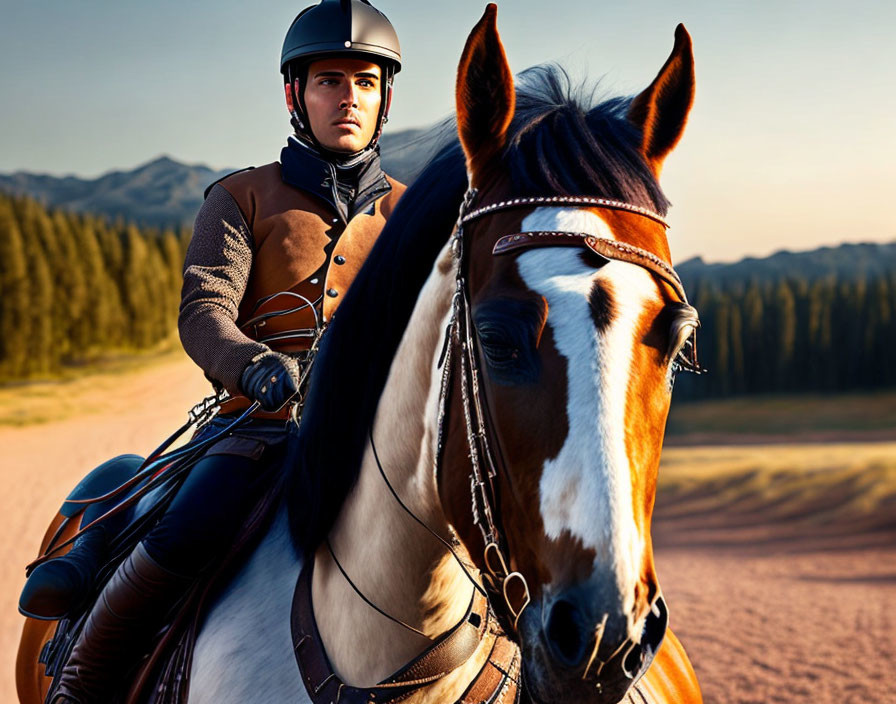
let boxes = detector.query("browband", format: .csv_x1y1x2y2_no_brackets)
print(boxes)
461,195,670,229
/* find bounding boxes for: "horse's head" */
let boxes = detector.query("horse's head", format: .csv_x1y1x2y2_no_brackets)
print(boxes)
438,6,698,702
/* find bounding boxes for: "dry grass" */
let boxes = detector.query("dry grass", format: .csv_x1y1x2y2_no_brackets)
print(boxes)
665,390,896,442
0,341,189,427
656,442,896,550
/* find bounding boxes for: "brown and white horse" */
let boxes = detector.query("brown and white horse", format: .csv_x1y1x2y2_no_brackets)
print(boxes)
18,5,703,703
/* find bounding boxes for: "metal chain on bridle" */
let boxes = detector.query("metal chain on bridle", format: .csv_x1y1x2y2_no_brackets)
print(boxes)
433,189,702,637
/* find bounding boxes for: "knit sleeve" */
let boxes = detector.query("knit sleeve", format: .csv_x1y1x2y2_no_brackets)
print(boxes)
178,184,268,395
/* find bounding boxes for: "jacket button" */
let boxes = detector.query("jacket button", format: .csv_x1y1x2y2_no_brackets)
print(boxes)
327,288,339,298
334,255,346,265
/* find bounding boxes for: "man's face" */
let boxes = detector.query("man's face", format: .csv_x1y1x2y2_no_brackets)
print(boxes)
301,58,382,153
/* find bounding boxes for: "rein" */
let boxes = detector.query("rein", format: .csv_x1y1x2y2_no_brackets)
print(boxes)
29,320,328,572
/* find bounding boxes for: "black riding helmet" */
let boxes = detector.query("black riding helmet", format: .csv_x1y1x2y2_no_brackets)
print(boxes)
281,0,402,154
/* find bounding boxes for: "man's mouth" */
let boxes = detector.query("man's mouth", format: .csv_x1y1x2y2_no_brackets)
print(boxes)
333,116,361,128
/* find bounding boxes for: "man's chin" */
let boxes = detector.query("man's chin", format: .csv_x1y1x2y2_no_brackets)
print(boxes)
316,134,371,154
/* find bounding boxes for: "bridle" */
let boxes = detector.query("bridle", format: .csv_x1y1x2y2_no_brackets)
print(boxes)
296,188,698,701
434,188,702,637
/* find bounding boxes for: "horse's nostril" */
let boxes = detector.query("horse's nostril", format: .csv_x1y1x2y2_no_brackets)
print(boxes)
544,598,587,667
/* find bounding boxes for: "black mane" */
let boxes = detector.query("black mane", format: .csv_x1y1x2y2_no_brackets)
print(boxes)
286,66,668,551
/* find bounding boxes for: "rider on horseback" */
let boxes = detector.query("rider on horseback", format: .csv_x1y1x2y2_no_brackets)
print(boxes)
20,2,405,701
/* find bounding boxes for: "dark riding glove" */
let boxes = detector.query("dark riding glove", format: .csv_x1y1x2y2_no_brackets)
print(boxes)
239,351,301,412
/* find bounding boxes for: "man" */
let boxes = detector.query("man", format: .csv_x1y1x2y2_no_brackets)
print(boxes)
29,2,406,701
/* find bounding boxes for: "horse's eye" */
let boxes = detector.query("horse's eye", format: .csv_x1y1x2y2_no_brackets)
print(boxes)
472,301,542,385
478,326,520,367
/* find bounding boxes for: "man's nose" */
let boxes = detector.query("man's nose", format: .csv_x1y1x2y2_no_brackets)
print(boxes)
338,84,359,109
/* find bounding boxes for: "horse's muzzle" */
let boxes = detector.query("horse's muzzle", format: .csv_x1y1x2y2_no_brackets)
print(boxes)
520,588,669,703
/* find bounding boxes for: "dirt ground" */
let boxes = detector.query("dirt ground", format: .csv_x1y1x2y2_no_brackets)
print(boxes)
655,543,895,704
2,355,894,703
0,353,209,702
653,442,896,704
654,444,896,704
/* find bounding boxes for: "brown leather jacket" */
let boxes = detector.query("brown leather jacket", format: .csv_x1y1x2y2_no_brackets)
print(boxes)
179,151,405,416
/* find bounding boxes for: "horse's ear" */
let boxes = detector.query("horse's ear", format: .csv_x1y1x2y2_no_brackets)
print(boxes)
456,3,515,187
628,24,695,176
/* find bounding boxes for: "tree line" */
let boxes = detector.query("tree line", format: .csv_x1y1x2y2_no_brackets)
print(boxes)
675,265,896,399
1,191,894,398
0,192,190,382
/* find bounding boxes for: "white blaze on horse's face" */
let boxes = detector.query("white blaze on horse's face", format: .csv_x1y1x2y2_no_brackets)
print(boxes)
516,207,660,615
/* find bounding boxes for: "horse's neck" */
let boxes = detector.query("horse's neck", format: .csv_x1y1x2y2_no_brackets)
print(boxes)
311,242,484,692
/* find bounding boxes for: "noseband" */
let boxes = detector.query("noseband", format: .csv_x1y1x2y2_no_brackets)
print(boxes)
435,189,700,637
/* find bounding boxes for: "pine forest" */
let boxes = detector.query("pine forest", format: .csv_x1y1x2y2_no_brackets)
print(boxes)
0,192,190,382
676,252,896,398
0,191,894,399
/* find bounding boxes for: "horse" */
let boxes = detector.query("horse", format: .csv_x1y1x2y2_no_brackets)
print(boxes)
18,5,703,702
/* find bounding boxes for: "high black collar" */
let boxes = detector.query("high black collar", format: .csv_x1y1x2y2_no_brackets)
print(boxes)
280,136,392,224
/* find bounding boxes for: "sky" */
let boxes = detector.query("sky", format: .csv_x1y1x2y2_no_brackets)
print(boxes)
1,0,894,262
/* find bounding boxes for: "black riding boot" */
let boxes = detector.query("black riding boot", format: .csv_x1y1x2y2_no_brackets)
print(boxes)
50,542,190,704
19,527,107,620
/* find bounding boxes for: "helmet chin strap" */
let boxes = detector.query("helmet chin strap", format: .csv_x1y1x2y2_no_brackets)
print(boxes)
370,69,395,148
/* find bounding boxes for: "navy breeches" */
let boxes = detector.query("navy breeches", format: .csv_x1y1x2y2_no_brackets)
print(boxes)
141,439,282,575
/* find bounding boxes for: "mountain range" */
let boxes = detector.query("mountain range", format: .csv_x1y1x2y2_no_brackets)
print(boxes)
2,141,894,278
0,128,438,228
678,241,896,286
0,155,232,228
